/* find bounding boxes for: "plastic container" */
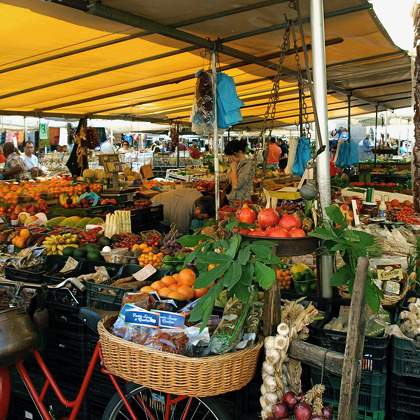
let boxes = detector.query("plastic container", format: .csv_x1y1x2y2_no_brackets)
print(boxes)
392,335,420,378
309,322,389,373
389,374,420,419
310,367,387,411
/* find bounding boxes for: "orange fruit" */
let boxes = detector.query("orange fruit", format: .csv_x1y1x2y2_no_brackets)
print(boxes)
150,281,163,291
161,276,176,286
178,268,196,286
140,286,153,293
158,287,171,298
172,273,179,281
177,286,194,300
167,291,185,301
194,288,209,298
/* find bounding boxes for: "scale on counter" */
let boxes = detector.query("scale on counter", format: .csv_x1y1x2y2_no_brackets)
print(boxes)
98,154,137,201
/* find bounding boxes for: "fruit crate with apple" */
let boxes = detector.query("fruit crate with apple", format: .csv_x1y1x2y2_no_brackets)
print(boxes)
310,367,387,412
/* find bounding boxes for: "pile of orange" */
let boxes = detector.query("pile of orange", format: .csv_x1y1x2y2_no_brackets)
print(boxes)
138,251,164,268
140,268,208,301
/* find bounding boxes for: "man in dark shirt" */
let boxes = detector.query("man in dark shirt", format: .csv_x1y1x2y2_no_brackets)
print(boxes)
278,139,289,170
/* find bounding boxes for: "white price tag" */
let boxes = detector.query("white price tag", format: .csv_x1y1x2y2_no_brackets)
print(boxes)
133,264,157,282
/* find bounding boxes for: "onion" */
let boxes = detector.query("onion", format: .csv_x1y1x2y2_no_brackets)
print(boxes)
282,391,298,409
322,406,333,419
272,402,289,419
311,416,325,420
294,402,312,420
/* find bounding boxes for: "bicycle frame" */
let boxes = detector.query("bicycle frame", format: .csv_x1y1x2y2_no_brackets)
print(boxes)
12,343,138,420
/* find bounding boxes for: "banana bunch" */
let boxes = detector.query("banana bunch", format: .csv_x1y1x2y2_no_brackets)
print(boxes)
42,233,79,255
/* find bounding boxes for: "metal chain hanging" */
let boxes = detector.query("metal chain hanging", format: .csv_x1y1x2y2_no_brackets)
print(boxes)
291,18,311,139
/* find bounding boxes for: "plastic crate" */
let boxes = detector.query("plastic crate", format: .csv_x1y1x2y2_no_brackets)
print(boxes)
325,402,385,420
310,367,387,411
309,324,389,373
389,374,420,419
392,335,420,378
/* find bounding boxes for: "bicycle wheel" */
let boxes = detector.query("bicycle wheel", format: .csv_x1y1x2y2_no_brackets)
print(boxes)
102,383,232,420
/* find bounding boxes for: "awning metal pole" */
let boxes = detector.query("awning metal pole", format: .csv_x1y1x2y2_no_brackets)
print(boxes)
374,104,378,165
212,50,220,220
347,94,351,139
310,0,333,299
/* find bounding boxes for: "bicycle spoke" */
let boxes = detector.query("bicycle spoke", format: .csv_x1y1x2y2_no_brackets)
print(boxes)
190,400,202,420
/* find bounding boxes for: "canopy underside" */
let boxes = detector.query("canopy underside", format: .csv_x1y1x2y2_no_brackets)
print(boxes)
0,0,412,128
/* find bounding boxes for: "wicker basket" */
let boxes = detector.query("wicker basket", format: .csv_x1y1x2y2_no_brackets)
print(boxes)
98,317,263,397
338,275,410,306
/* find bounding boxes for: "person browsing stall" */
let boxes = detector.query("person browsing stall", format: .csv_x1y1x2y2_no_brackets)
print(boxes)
266,137,282,169
225,139,255,203
1,142,27,180
22,141,43,177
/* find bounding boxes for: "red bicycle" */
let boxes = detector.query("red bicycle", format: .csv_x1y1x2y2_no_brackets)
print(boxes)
0,279,231,420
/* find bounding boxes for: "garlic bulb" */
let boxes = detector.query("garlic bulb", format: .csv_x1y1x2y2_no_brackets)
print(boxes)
264,375,277,392
263,361,275,375
260,396,268,409
266,349,281,364
264,336,275,349
261,384,267,395
274,335,288,351
264,392,278,405
277,323,290,337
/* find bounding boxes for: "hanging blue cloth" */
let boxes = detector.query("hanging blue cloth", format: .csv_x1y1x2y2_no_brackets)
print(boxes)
216,73,243,128
336,140,359,168
292,137,311,176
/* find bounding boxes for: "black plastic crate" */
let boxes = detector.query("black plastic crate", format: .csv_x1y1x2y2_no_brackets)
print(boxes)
392,335,420,378
310,367,387,411
309,324,389,373
390,374,420,418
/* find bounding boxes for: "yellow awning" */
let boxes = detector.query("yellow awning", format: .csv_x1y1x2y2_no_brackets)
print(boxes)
0,0,411,127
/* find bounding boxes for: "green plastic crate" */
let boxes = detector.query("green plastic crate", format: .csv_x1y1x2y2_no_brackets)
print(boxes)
310,367,387,411
326,402,385,420
392,336,420,378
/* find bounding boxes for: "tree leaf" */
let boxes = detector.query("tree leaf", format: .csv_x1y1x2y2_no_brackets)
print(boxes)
195,262,230,288
226,234,242,258
223,261,243,290
231,263,253,302
177,234,210,247
364,280,381,313
326,205,346,226
237,245,251,265
330,266,351,286
196,252,232,265
189,280,224,328
309,226,337,241
255,261,275,290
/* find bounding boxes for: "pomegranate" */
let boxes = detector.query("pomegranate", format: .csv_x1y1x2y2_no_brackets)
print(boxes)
247,228,266,237
272,402,289,419
289,228,306,238
322,406,333,419
236,203,256,224
258,208,280,229
279,214,301,230
294,402,312,420
266,226,289,238
239,228,250,235
282,391,298,409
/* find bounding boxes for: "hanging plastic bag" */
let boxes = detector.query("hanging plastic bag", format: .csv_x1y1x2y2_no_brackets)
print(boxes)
336,140,359,168
216,73,243,128
292,137,311,176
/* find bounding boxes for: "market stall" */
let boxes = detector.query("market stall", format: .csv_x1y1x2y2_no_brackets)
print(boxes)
0,1,417,420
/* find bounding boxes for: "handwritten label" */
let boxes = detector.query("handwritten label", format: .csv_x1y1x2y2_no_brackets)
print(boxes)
125,309,159,328
152,310,185,329
377,264,403,281
133,264,157,282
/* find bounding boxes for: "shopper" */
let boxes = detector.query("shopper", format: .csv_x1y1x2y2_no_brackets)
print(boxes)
225,139,255,203
120,140,131,153
151,187,203,234
0,146,6,164
22,141,43,176
190,195,216,230
266,137,282,169
1,142,27,180
278,139,289,170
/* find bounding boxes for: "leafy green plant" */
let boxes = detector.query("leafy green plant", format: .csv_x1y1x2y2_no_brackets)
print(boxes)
309,205,383,311
178,231,280,328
